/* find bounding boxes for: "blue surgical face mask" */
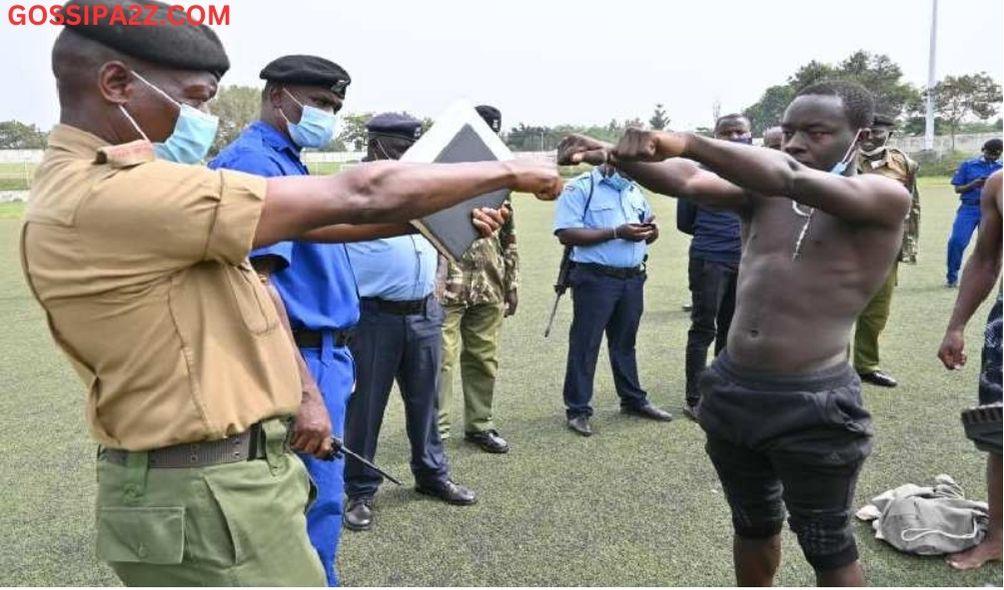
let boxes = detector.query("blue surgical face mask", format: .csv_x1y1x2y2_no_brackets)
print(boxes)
118,71,219,165
605,171,631,192
829,128,864,175
281,89,338,149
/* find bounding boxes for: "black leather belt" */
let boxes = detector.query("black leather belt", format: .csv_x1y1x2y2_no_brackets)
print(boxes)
293,328,354,349
360,295,429,315
576,262,646,279
100,423,266,469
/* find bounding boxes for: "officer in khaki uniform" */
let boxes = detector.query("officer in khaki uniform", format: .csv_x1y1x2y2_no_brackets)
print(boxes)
853,113,921,388
22,1,562,584
436,105,519,454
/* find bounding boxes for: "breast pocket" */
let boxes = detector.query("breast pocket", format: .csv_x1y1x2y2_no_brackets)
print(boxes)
627,192,649,223
585,201,621,228
224,261,279,335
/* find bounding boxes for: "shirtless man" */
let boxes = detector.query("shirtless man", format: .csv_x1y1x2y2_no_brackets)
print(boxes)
938,170,1002,571
558,80,910,586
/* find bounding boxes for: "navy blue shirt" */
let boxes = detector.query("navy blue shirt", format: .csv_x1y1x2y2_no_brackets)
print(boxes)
691,205,741,265
952,156,1003,205
679,198,742,265
208,121,360,331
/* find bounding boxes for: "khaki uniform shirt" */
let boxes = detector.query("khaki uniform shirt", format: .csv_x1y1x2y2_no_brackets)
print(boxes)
20,125,301,451
437,201,519,307
857,147,921,264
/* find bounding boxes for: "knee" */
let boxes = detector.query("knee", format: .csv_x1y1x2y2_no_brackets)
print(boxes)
788,511,858,571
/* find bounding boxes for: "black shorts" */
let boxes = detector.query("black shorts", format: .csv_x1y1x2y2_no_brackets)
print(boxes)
698,352,873,571
979,293,1002,407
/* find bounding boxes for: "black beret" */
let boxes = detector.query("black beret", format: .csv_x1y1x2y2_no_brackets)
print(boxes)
63,0,229,79
475,105,502,133
366,113,423,141
260,55,351,97
871,113,896,128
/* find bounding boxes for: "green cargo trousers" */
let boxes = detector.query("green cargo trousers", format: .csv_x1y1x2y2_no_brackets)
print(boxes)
438,302,505,438
854,264,898,374
94,418,326,586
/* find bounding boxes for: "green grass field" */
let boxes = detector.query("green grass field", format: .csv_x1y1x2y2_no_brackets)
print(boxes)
0,178,1000,586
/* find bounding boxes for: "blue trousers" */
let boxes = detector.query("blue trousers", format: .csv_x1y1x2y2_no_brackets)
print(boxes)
298,335,355,587
946,203,982,285
344,299,450,499
562,265,649,419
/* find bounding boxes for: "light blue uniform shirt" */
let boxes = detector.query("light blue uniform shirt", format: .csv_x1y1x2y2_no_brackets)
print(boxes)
553,169,652,268
346,234,438,301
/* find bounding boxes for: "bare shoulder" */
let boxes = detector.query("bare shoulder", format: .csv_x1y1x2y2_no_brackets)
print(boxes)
856,172,911,206
985,169,1002,213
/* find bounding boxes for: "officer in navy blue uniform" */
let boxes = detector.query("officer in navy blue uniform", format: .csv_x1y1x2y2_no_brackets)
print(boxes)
554,164,674,436
342,113,478,532
675,114,749,420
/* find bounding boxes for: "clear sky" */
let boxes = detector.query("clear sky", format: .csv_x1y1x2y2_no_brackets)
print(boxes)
1,0,1001,131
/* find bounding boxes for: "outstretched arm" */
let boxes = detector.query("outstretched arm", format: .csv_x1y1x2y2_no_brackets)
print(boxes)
254,159,561,248
299,207,509,244
939,171,1003,369
557,134,750,211
610,130,911,228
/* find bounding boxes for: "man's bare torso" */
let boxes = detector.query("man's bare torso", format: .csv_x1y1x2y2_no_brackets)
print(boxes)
728,194,904,373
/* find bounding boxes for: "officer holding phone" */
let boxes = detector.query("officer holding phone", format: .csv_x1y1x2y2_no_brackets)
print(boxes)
552,164,673,436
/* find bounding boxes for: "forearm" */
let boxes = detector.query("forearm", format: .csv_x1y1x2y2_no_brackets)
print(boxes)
556,227,615,246
615,140,748,211
300,222,416,243
956,180,980,194
947,256,1002,332
617,159,702,198
343,160,518,222
678,132,799,197
257,160,516,247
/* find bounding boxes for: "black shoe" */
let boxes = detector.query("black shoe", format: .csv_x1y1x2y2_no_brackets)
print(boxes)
465,429,510,454
622,403,673,422
343,496,374,531
682,404,700,422
567,415,593,437
859,370,898,388
415,479,477,505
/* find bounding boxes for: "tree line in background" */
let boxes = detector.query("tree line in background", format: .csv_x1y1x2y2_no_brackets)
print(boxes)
1,51,1000,153
742,50,1002,150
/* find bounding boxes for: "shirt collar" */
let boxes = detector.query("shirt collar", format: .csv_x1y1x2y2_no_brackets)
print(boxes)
250,120,302,159
47,124,111,158
858,147,892,168
592,167,622,187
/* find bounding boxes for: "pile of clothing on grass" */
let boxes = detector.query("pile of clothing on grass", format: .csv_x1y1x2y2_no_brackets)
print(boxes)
856,474,989,555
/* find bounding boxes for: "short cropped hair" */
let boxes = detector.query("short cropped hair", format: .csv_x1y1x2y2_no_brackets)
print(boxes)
795,80,875,130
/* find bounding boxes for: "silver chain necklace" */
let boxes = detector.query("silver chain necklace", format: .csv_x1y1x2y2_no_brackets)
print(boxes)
791,201,814,260
788,129,864,261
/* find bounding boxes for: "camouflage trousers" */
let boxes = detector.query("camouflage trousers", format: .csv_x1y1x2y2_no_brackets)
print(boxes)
94,418,325,586
438,302,505,437
853,264,898,374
